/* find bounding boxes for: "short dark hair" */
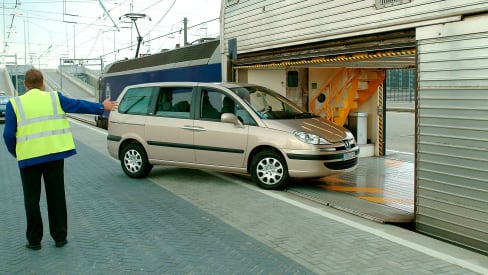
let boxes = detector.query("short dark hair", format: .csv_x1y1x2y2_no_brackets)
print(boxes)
24,69,44,89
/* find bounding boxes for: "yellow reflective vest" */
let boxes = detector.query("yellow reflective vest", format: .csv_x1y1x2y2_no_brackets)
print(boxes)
10,89,75,161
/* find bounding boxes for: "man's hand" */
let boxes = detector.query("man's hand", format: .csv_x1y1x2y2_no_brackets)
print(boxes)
103,98,119,111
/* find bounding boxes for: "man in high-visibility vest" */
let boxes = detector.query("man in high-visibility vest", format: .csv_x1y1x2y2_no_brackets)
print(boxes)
2,69,118,250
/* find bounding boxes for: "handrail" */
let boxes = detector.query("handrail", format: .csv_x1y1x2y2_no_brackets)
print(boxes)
309,68,385,126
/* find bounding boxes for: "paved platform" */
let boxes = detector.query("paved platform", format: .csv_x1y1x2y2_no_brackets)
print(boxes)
1,121,487,274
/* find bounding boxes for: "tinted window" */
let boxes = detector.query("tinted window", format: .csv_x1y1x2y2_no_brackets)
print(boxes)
118,87,156,114
235,102,257,126
156,87,192,118
200,88,257,125
200,89,222,120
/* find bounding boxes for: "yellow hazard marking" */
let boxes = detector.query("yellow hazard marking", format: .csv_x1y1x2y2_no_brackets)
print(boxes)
235,48,416,69
321,185,384,193
384,159,405,167
320,175,350,184
357,196,414,205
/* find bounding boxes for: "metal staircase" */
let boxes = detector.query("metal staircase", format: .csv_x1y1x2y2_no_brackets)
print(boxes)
310,68,385,126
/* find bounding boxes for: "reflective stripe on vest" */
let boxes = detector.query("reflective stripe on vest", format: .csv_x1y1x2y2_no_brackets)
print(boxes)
11,90,76,161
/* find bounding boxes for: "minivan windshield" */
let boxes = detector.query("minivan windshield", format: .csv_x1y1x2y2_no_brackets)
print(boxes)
229,85,318,119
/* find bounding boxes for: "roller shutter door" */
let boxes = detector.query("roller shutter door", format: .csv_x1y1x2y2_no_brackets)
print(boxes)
416,15,488,254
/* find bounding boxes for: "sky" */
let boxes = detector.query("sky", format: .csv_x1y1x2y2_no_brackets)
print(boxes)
1,0,222,68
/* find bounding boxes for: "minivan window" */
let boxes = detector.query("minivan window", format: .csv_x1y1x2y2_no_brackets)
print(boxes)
235,101,257,125
200,88,257,125
156,87,192,118
118,87,156,114
200,89,222,120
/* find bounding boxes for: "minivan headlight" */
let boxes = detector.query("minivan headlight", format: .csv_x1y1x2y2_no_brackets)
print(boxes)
345,131,355,142
294,131,331,145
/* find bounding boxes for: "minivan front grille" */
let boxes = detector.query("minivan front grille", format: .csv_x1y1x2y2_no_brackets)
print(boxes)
335,143,357,151
324,158,358,170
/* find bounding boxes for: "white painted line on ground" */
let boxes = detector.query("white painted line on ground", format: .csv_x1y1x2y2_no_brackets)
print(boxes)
70,118,107,135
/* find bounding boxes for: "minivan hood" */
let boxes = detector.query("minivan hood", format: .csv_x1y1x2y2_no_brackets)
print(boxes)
262,117,347,142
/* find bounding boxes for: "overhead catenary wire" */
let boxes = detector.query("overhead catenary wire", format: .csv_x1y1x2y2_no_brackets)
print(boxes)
98,17,219,58
1,0,220,66
77,0,176,59
143,0,176,37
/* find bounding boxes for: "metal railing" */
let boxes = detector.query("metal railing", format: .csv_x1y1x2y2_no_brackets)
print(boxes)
386,69,415,102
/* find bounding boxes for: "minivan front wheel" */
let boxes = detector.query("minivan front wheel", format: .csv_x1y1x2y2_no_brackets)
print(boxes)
251,149,289,190
120,143,152,178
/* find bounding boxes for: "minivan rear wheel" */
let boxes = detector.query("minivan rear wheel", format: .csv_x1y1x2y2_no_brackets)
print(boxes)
251,149,289,190
121,143,152,178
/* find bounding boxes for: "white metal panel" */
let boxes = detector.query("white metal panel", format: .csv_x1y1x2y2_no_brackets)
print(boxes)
416,15,488,255
222,0,488,54
248,69,286,95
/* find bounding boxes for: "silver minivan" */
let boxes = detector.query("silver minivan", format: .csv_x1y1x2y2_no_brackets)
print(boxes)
107,82,359,190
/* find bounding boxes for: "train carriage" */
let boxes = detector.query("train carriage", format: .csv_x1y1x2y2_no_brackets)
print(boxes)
96,39,221,128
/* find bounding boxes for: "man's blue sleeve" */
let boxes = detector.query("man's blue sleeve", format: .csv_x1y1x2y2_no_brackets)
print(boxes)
58,92,105,115
3,102,17,157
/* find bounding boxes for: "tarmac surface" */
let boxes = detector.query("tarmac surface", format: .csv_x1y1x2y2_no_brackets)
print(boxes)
1,120,487,274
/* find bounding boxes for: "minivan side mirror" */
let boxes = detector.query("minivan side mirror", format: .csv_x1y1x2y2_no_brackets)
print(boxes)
221,113,244,128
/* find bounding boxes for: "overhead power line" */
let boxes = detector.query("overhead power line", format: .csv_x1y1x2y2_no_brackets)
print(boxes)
98,0,119,31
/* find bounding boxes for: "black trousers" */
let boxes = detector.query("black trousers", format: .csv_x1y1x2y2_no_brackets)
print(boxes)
19,159,67,244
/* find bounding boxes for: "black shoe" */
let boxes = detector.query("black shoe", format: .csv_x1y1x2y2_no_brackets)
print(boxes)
26,243,41,250
55,240,68,248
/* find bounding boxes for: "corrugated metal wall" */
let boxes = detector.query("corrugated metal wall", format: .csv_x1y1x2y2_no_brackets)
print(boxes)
416,15,488,254
223,0,488,54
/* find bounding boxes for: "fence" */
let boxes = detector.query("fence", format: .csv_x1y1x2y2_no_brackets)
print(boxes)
385,68,415,102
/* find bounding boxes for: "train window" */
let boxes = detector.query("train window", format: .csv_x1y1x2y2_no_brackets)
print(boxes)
156,87,192,118
118,87,156,115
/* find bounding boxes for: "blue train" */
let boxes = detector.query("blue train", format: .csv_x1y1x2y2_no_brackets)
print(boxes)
96,39,222,128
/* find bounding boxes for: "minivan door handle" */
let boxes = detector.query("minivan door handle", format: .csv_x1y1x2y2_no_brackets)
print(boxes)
182,125,206,132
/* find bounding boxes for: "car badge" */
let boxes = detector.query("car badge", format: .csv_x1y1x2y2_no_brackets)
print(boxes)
344,140,351,149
